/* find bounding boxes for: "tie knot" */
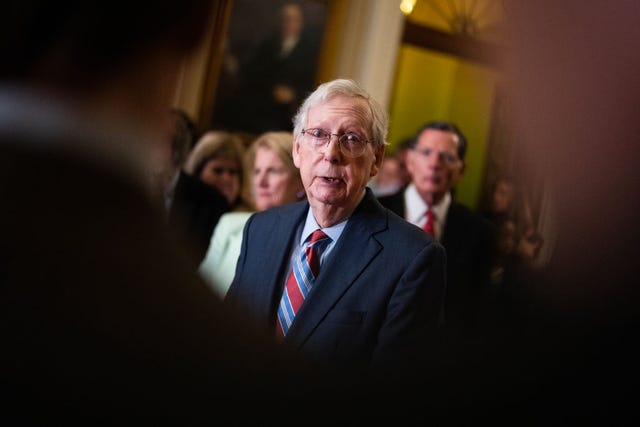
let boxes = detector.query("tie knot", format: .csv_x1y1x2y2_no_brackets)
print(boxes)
309,229,329,244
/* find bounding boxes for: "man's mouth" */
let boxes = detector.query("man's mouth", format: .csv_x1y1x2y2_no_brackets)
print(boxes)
320,176,343,184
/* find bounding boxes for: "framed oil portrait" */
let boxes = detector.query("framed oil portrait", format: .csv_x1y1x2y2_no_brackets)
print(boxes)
201,0,329,139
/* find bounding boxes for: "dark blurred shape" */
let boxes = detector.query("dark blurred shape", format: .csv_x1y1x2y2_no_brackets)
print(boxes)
0,1,349,424
168,169,231,268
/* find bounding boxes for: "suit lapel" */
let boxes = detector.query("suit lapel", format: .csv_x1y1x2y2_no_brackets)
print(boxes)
254,202,308,323
285,190,387,347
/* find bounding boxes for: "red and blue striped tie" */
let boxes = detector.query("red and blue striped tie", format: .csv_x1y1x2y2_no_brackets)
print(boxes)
276,229,330,339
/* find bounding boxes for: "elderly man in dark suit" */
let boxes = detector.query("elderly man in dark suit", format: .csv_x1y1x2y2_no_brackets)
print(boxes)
378,121,495,336
226,79,446,372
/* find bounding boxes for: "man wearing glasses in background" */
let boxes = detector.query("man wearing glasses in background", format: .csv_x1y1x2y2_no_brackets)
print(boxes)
226,79,446,382
378,121,495,337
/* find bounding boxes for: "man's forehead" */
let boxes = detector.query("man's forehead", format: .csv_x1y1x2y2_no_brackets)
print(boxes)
417,129,459,148
309,97,370,123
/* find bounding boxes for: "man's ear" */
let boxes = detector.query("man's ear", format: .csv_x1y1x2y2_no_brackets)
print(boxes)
293,137,302,168
370,146,385,178
452,161,466,187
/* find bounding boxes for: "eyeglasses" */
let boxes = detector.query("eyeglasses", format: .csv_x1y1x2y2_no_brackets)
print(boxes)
301,128,370,158
412,147,460,165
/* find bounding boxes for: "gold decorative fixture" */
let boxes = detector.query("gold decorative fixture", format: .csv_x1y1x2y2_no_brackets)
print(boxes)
400,0,417,16
401,0,506,39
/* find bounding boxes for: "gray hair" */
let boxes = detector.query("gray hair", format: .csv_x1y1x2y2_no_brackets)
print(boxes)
292,78,389,150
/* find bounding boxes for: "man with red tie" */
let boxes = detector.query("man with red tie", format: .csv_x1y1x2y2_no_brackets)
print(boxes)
378,121,495,336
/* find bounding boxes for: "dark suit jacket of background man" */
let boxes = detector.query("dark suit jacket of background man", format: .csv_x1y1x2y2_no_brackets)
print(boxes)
378,188,495,334
168,169,230,268
226,188,446,370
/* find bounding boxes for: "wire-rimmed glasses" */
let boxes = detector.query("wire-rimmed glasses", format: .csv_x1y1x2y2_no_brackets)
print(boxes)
301,128,370,158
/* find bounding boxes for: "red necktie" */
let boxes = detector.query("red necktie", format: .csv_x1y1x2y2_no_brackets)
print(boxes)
423,209,435,237
276,230,330,339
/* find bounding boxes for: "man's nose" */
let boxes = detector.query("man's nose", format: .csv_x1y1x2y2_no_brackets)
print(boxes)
323,135,342,160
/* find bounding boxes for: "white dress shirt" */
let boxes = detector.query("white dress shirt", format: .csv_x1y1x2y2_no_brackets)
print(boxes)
403,183,451,241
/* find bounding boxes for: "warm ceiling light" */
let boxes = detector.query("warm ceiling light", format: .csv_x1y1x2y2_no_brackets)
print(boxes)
400,0,417,15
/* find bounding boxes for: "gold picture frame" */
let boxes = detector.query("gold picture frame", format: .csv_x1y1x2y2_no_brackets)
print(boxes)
199,0,331,140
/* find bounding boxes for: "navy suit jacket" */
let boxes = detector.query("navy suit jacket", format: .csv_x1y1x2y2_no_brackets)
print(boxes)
378,188,496,333
226,189,446,370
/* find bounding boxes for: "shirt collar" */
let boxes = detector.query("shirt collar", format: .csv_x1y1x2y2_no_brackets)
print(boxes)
301,207,347,245
404,183,452,226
